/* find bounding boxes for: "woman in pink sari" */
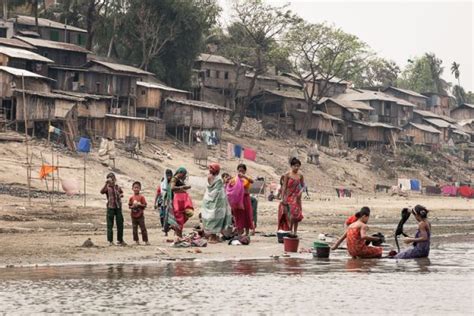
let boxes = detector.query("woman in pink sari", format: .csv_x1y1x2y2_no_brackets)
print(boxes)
228,164,254,236
278,157,304,236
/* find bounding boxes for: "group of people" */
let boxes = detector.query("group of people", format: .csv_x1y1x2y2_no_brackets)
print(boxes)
100,158,431,260
332,205,431,259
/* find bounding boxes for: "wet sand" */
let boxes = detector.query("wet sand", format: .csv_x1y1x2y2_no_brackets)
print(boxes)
0,193,473,267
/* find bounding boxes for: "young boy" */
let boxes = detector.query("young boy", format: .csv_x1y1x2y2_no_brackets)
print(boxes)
128,181,149,245
100,173,125,246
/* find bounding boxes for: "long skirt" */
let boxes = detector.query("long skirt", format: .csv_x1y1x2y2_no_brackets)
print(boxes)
232,193,254,230
172,192,193,230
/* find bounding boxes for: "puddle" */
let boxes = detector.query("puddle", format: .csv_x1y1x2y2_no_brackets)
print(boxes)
0,243,473,314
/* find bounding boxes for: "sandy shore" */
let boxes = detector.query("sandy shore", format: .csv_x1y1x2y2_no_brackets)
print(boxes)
0,192,473,267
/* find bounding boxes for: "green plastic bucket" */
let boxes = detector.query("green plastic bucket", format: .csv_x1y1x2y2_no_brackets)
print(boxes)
314,241,329,249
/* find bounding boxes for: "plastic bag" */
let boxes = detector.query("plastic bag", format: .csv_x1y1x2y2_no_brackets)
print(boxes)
226,176,244,209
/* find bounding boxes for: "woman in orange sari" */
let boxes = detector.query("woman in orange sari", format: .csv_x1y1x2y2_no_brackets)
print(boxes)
332,207,383,258
232,164,254,236
278,157,304,236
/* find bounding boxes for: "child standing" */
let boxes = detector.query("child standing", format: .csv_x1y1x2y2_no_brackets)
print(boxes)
129,181,149,245
100,173,125,246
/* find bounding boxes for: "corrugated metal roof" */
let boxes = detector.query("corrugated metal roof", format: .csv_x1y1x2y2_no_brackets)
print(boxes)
384,86,429,99
0,45,53,63
13,89,84,101
413,109,441,118
453,103,474,110
295,109,342,121
196,53,234,65
89,59,153,76
13,15,87,33
322,94,374,111
0,38,35,50
0,65,53,80
52,90,114,100
423,118,452,128
245,73,302,88
15,36,91,53
137,81,189,94
408,122,441,134
105,114,148,121
166,97,231,111
352,120,399,129
264,89,305,100
352,89,416,107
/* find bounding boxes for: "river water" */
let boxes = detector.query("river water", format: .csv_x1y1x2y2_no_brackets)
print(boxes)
0,242,473,315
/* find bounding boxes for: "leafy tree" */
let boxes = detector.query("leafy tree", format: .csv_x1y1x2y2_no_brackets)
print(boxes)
230,0,300,131
398,53,446,94
452,84,466,105
285,21,368,137
350,57,400,88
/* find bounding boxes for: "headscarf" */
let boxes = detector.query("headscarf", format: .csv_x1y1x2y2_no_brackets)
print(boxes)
174,167,187,177
160,169,173,195
209,163,220,175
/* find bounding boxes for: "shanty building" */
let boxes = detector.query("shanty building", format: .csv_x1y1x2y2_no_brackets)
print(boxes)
383,86,429,108
102,114,147,142
12,15,88,46
402,122,441,146
136,81,189,118
346,120,399,148
450,103,474,121
0,45,53,77
422,92,456,117
162,97,231,146
293,109,344,146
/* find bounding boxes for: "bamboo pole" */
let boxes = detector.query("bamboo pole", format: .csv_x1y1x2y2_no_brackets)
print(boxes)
40,152,54,209
83,153,87,207
21,75,31,206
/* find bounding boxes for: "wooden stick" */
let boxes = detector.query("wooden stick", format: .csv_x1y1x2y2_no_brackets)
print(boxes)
21,75,31,206
83,153,87,207
40,152,54,209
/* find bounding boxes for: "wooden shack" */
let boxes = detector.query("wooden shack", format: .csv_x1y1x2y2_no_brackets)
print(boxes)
163,97,231,145
318,95,373,122
346,120,399,147
450,103,474,121
422,92,455,117
293,109,343,146
0,45,53,76
402,122,441,146
136,81,189,117
383,86,428,108
13,15,88,46
423,117,452,142
15,36,90,67
102,114,147,142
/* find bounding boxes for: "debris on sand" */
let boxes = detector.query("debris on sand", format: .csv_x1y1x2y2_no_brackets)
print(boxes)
81,238,94,248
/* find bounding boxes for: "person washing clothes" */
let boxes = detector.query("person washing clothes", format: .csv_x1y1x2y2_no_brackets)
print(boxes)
394,205,431,259
100,173,126,246
128,181,149,245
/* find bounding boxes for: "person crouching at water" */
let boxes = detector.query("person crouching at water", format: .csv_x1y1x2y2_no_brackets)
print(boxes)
201,163,233,243
128,181,149,245
278,157,304,236
100,173,125,246
332,207,369,250
394,205,431,259
169,167,193,238
332,207,382,258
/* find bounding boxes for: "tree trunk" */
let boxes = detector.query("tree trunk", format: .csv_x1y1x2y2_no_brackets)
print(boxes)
107,14,117,58
32,0,38,33
85,0,96,50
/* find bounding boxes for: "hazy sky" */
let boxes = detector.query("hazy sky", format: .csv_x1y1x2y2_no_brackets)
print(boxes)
218,0,474,91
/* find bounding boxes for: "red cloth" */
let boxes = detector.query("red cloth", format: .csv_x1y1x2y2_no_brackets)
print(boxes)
458,186,474,198
129,194,147,218
156,186,161,195
173,192,194,230
346,226,382,258
243,148,257,161
277,177,304,230
233,192,254,230
345,215,358,226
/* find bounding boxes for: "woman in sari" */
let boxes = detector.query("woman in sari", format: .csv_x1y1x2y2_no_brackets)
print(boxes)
201,163,233,243
278,157,304,236
332,207,383,258
230,164,254,236
167,167,193,238
395,205,431,259
155,169,173,234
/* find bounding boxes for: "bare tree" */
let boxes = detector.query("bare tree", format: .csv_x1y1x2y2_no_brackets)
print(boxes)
129,1,176,71
231,0,299,131
286,21,368,137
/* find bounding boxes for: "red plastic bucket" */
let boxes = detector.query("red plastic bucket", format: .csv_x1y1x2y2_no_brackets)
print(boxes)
283,237,299,252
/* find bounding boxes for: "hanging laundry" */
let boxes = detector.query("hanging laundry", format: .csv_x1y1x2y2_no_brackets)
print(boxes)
39,164,58,179
48,125,55,133
441,185,457,197
234,145,242,158
77,137,91,153
397,178,411,191
54,127,61,135
243,148,257,161
227,142,234,160
458,186,474,198
410,179,421,191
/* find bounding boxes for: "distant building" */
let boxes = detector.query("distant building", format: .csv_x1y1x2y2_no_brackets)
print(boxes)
0,45,52,76
422,92,456,117
383,86,428,108
450,103,474,121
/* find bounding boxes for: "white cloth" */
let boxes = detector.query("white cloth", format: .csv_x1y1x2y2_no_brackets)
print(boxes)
397,178,411,191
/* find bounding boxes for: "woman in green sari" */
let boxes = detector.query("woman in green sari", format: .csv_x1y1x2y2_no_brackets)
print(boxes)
201,163,233,243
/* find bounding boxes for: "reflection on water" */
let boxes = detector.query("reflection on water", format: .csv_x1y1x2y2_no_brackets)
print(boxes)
0,243,473,314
